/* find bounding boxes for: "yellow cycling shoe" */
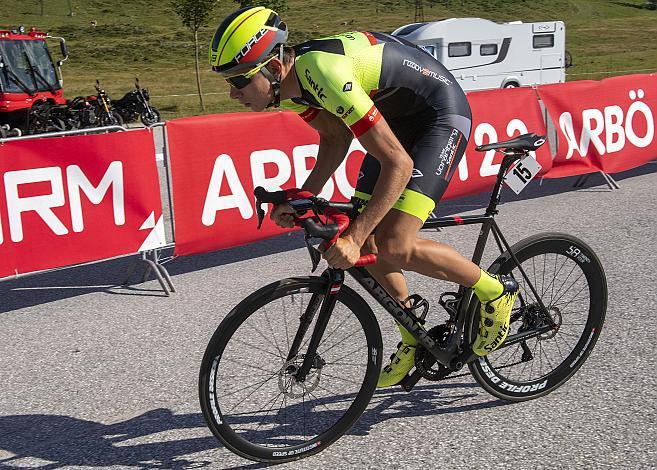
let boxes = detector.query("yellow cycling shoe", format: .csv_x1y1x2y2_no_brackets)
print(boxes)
473,275,519,356
377,342,416,388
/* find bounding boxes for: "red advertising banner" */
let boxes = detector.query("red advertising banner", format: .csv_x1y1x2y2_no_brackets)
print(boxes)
537,73,657,177
167,87,548,256
0,130,165,279
444,86,551,199
166,112,364,256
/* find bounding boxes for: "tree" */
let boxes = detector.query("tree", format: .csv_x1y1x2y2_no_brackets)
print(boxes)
170,0,219,112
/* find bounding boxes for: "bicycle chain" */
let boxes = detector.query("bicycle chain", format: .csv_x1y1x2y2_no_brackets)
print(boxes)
414,325,518,382
414,323,529,382
432,358,527,382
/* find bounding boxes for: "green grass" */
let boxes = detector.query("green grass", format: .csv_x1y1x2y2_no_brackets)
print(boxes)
2,0,656,119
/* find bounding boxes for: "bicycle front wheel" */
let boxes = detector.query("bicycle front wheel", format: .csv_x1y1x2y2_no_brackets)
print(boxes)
469,232,607,401
199,276,382,463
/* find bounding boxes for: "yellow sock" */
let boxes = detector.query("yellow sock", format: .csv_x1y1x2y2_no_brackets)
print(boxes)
472,269,503,302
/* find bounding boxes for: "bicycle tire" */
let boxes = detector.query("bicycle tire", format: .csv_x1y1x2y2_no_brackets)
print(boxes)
199,276,382,463
468,232,606,401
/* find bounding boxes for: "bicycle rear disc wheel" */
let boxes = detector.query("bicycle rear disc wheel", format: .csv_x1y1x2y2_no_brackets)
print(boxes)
199,276,382,463
469,233,606,401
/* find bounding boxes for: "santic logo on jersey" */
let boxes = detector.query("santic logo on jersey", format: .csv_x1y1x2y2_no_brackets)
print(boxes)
305,69,328,101
234,28,269,62
403,59,453,86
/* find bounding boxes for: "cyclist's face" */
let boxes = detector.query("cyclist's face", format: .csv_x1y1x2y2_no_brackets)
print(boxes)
228,71,272,112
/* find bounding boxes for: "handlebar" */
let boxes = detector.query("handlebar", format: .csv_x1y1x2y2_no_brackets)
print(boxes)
254,186,376,267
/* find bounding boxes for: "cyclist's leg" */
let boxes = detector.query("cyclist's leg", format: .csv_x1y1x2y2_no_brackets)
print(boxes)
357,116,517,386
355,119,483,286
361,234,408,302
360,234,416,348
415,116,517,353
372,119,518,359
356,147,413,308
356,153,422,388
372,210,519,362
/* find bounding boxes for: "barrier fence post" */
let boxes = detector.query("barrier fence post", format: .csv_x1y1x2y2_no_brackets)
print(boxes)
159,122,177,244
123,249,175,296
573,172,621,190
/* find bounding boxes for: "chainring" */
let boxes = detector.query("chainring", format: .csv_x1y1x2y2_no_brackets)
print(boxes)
414,324,454,381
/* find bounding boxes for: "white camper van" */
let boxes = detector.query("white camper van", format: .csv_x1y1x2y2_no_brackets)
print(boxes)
391,18,568,92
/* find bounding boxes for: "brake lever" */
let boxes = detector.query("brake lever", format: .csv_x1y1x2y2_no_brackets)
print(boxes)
305,235,321,272
255,197,265,229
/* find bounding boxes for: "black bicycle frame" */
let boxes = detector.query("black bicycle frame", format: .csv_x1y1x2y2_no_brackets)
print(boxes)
291,150,553,384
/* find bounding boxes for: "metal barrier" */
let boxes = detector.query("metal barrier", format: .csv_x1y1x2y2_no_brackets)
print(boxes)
0,125,127,143
3,82,653,295
0,124,176,295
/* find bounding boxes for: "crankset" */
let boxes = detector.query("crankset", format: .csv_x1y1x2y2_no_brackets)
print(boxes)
414,324,455,381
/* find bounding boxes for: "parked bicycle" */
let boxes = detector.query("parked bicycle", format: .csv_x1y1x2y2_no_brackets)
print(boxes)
199,133,607,463
113,78,161,126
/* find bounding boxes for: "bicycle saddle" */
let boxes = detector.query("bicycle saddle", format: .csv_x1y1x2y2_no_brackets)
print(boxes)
475,132,546,152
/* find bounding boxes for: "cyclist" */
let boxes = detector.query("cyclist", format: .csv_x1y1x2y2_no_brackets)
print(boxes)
209,6,519,388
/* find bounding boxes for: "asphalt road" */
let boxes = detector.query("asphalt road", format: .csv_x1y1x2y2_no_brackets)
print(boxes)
1,163,656,469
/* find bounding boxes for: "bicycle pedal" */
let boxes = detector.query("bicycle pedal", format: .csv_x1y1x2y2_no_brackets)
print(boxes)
398,368,423,392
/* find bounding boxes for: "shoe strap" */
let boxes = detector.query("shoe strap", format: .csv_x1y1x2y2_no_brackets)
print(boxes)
485,275,518,304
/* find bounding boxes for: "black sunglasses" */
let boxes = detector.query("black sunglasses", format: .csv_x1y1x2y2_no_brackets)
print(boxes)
226,74,252,89
215,55,278,89
212,65,253,89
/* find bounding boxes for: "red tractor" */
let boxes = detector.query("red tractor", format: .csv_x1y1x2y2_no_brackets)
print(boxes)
0,26,69,134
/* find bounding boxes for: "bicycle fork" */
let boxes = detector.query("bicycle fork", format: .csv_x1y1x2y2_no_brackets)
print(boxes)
285,269,345,383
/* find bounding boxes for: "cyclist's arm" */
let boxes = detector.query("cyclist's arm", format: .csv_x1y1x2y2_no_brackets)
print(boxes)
343,117,413,247
301,109,353,195
294,51,412,245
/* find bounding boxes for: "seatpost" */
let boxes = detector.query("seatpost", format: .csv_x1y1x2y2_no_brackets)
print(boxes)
485,152,525,216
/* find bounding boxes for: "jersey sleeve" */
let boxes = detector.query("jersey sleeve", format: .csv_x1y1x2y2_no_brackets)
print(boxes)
296,52,381,137
280,99,321,123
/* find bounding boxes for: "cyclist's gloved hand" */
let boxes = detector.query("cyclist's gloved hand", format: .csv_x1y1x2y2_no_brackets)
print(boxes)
270,203,295,228
322,235,362,270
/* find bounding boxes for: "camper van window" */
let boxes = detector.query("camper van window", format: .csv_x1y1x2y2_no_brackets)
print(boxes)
419,45,436,57
448,42,471,57
480,44,498,56
533,34,554,49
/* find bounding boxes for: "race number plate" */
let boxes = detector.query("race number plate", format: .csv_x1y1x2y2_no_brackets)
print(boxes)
504,155,542,194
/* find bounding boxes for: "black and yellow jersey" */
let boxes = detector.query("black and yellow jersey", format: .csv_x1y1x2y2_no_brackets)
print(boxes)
282,31,471,138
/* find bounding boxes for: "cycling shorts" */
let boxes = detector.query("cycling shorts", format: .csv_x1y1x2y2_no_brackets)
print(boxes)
354,105,471,222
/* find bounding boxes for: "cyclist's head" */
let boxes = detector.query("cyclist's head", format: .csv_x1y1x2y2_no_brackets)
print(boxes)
209,6,288,107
